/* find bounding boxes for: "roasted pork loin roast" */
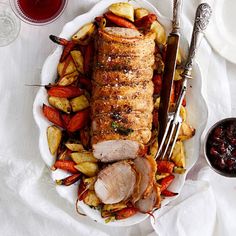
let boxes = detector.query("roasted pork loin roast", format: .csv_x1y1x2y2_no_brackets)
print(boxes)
92,27,156,162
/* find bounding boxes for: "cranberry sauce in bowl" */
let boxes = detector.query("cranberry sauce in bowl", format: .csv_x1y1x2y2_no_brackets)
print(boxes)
204,118,236,177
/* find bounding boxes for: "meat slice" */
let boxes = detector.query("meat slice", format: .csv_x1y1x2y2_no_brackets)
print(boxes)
92,81,153,100
94,161,137,204
91,97,153,114
92,112,153,132
93,68,153,86
92,129,152,147
132,156,157,202
135,183,161,213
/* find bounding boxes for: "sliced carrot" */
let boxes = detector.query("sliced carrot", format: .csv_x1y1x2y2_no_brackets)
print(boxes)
104,12,137,29
78,180,88,201
156,160,175,173
170,82,175,103
160,174,175,192
61,113,71,128
42,104,64,128
49,35,69,46
161,189,178,197
134,13,157,28
115,207,138,220
56,173,81,186
138,145,148,157
78,76,92,92
54,160,78,174
84,42,94,74
47,86,83,98
67,109,89,132
153,74,162,94
60,41,77,62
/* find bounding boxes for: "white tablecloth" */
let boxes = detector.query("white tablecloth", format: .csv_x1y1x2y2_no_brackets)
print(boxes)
0,0,236,235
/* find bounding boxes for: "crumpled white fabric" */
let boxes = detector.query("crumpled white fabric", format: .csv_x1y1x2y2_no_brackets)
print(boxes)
0,0,235,235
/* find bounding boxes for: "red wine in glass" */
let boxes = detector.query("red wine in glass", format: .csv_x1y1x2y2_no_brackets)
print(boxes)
10,0,67,25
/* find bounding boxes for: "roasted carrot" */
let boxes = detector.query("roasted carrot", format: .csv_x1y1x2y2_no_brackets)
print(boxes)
78,76,92,92
60,41,77,62
138,145,148,157
170,83,175,103
156,160,175,173
78,180,88,201
67,109,89,132
134,13,157,28
56,173,81,186
153,74,162,94
160,174,175,192
153,109,159,128
54,160,78,174
61,113,71,128
84,42,94,74
161,189,178,197
47,86,83,98
115,207,138,220
49,35,69,46
104,12,137,29
42,104,64,128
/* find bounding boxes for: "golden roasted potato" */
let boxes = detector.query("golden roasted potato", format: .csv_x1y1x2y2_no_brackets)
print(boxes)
109,2,134,22
179,105,187,122
65,143,84,152
151,20,167,45
72,23,96,45
57,58,77,77
48,96,71,114
150,139,158,159
75,162,99,177
171,141,185,168
83,190,101,207
174,69,183,81
71,151,97,163
156,172,170,181
103,202,127,212
154,97,160,109
173,166,186,174
177,49,182,65
47,126,62,155
70,95,90,112
58,71,79,86
178,122,195,141
70,50,84,74
134,8,149,19
83,177,97,190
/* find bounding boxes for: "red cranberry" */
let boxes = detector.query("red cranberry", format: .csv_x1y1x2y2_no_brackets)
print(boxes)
214,157,226,170
210,147,220,157
214,127,223,138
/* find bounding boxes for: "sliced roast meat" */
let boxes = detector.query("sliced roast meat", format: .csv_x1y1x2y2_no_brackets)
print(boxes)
92,81,153,100
92,128,152,146
91,97,153,115
132,156,157,202
92,112,153,132
94,161,137,204
135,183,161,213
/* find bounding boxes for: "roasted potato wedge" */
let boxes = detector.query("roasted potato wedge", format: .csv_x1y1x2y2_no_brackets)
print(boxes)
75,162,99,177
109,2,134,22
65,143,84,152
156,172,170,181
48,96,71,114
174,69,183,81
151,20,167,45
70,50,84,74
58,71,79,86
178,122,195,141
134,8,149,19
72,23,96,45
71,151,97,163
179,105,187,122
171,141,186,168
173,166,186,174
150,139,158,159
177,49,182,65
47,125,62,155
154,97,160,109
83,190,101,207
70,95,90,112
83,176,97,190
103,202,127,212
57,57,77,77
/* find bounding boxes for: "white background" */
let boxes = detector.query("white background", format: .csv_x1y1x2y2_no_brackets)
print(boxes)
0,0,236,235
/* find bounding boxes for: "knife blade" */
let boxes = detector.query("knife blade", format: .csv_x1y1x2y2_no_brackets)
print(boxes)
158,0,182,143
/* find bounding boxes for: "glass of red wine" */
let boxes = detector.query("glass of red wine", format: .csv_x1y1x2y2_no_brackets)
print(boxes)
9,0,68,25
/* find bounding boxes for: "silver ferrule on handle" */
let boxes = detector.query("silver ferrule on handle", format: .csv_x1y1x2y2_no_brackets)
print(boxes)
172,0,182,34
182,3,212,78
